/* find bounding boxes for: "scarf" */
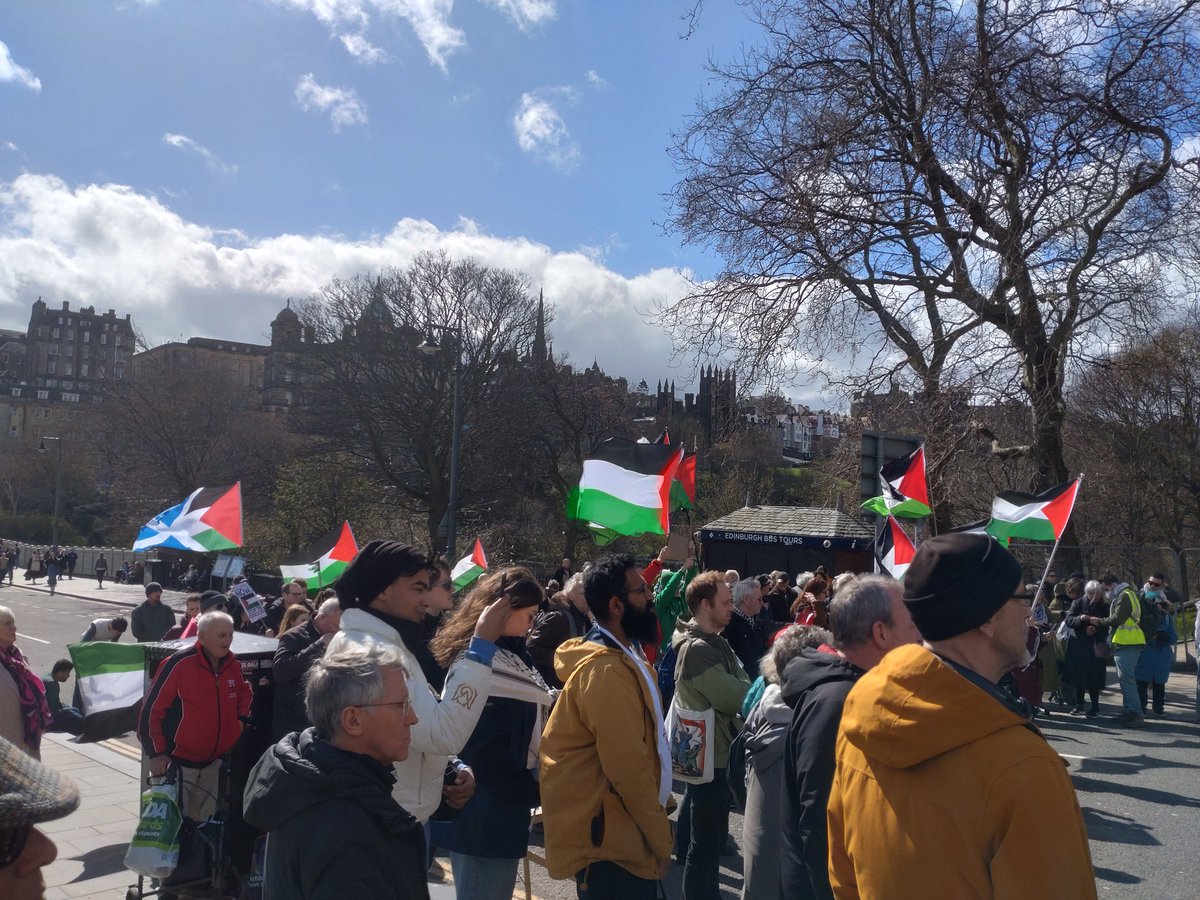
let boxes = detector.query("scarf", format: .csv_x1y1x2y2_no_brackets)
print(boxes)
594,624,672,808
0,643,52,752
489,642,556,769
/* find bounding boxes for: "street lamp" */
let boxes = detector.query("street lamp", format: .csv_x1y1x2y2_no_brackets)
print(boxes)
419,323,464,560
36,435,64,548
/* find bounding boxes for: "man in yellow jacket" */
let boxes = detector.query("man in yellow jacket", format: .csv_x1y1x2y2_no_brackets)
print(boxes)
827,533,1097,900
540,553,673,899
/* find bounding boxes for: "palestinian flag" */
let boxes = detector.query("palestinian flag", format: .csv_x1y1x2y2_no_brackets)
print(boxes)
133,484,243,552
568,438,684,537
876,516,916,579
861,448,932,518
653,430,696,511
587,523,622,546
986,480,1081,544
279,522,358,591
451,538,488,589
947,519,991,536
68,641,146,740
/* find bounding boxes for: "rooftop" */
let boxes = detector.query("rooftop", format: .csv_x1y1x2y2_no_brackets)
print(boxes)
701,505,874,539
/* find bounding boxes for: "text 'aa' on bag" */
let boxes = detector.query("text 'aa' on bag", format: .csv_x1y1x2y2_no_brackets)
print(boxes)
124,780,182,878
665,698,715,785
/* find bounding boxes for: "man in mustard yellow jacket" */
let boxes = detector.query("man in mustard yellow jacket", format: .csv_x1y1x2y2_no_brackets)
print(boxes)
827,533,1097,900
540,554,673,899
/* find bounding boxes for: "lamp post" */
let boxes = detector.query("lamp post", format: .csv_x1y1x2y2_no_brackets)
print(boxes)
419,323,464,560
36,435,64,548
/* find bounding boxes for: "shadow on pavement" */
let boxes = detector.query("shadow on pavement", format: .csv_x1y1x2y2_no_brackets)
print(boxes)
1092,864,1143,884
1072,773,1200,809
66,841,129,884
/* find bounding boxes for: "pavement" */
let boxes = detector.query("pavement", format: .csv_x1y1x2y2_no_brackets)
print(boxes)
9,579,1200,898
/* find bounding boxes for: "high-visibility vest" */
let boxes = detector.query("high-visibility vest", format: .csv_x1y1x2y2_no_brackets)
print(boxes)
1110,589,1146,647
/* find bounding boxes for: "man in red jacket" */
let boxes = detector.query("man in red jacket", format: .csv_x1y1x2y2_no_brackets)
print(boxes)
138,611,252,821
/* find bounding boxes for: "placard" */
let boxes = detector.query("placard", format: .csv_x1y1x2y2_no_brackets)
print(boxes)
231,581,266,624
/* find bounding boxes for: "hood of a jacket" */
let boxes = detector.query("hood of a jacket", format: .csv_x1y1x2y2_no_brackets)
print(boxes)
553,627,625,683
779,646,862,709
670,616,722,651
743,683,791,763
243,729,415,833
838,643,1032,769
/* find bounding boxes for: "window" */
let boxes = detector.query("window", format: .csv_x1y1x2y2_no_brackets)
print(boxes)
47,360,56,374
47,344,59,356
9,388,20,398
62,393,79,403
80,364,89,377
83,332,90,344
62,362,73,376
115,366,124,380
52,327,60,339
100,333,107,345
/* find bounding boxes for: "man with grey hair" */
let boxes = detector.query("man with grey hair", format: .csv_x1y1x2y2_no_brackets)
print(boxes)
271,597,342,740
139,610,252,821
779,575,921,900
244,643,428,899
527,571,591,688
723,577,769,677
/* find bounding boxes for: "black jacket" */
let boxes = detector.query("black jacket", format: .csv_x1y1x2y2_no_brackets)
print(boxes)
723,609,768,679
270,620,326,740
526,604,589,688
243,729,429,900
780,648,864,900
766,588,796,624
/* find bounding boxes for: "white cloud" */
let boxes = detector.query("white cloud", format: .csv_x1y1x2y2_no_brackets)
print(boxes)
0,173,688,387
2,141,18,152
480,0,556,31
339,31,388,63
513,92,580,172
585,69,607,89
270,0,465,71
161,133,238,175
0,40,41,93
294,74,368,131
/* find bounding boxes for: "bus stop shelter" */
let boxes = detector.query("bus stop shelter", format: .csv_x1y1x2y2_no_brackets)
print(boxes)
698,505,874,579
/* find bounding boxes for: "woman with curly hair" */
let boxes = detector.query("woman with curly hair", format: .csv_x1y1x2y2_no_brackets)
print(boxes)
429,567,555,899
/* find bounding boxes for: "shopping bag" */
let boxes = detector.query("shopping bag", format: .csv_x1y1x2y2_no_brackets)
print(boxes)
665,698,715,785
124,780,183,878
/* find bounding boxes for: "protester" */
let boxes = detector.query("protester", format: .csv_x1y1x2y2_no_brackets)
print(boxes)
179,590,227,640
0,607,51,758
826,533,1097,898
138,611,253,820
540,553,673,898
1089,574,1146,726
723,569,740,590
780,575,921,900
64,548,78,579
421,558,456,692
791,576,830,627
1135,585,1176,717
328,540,510,824
765,572,795,624
265,579,311,636
41,660,84,736
550,557,572,588
723,577,769,678
271,598,342,741
430,568,554,900
0,734,81,900
162,594,202,641
735,625,831,900
1062,580,1111,718
278,604,311,635
80,617,127,643
131,582,176,643
527,572,591,688
243,643,428,900
672,571,752,900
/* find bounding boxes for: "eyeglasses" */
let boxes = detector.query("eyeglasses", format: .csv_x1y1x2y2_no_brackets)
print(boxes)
1148,581,1164,588
357,699,414,716
620,584,649,598
0,824,30,867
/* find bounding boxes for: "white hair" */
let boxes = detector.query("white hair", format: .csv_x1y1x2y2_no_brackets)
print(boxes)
317,597,341,618
0,605,12,625
196,610,234,634
732,578,760,606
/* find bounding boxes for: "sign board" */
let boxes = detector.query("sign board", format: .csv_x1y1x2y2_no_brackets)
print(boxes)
212,555,246,580
231,581,267,624
859,431,922,505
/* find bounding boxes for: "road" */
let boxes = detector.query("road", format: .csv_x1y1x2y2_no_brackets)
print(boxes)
3,582,1196,898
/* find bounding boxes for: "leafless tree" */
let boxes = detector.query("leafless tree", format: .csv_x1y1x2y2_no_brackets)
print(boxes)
666,0,1200,558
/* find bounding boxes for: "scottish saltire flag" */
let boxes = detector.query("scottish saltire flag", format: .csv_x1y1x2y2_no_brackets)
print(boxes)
69,641,145,739
133,484,243,551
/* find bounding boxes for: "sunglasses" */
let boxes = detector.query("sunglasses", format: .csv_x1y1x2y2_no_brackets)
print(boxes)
0,825,30,868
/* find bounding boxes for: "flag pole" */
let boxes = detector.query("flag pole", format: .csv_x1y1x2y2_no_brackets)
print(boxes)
1031,473,1084,603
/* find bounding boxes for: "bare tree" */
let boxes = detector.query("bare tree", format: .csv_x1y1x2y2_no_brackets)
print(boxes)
297,252,540,551
667,0,1200,557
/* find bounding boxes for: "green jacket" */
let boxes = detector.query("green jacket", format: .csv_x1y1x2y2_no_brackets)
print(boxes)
1098,586,1146,647
671,620,751,769
654,564,697,654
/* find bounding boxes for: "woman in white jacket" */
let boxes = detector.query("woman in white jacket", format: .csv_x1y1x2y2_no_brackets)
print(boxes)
328,540,509,823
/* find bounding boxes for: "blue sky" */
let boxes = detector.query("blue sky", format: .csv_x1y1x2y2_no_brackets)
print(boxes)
0,1,770,391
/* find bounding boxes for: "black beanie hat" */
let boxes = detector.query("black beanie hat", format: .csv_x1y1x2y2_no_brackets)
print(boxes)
334,541,430,609
903,532,1024,641
199,590,226,612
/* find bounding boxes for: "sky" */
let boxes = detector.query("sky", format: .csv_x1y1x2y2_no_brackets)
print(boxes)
0,1,776,396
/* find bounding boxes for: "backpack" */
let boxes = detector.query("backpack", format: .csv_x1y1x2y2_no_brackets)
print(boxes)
656,642,678,710
1137,592,1162,641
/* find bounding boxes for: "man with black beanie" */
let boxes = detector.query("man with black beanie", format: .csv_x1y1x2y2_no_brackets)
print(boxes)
825,532,1097,900
327,540,510,824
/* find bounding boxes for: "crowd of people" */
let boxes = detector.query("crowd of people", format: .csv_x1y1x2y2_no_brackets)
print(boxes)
0,534,1194,899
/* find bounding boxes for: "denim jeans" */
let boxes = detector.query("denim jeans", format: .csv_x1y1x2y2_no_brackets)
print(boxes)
681,768,729,900
575,859,660,900
450,851,519,900
1112,646,1144,717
